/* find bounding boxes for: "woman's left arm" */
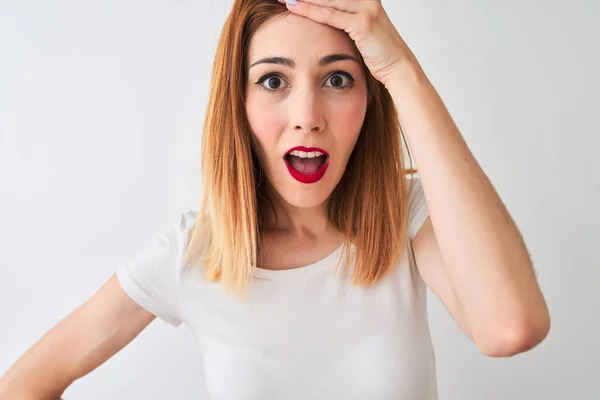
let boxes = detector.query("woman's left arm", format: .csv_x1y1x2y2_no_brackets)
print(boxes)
390,62,550,357
281,0,550,357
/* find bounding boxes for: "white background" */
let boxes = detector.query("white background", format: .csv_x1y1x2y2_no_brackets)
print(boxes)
1,0,598,399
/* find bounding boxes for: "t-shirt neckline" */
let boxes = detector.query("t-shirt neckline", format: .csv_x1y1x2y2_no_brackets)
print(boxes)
254,242,346,281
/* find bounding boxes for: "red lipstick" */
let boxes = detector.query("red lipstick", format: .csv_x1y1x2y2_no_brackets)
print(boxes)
284,146,330,184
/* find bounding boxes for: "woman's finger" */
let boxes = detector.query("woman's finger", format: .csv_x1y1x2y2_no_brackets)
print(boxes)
284,1,355,31
284,0,362,14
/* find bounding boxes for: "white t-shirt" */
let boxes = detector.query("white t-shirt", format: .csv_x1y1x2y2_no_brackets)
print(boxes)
116,176,437,399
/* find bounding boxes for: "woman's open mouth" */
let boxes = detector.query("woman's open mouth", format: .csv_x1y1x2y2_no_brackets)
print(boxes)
284,146,330,184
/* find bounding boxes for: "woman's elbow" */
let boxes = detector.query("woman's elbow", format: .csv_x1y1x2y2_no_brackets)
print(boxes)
475,309,551,358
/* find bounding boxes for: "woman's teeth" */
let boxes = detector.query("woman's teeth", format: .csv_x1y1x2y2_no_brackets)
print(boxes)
288,150,325,158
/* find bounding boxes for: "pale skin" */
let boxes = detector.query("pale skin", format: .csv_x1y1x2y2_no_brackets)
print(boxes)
0,1,550,398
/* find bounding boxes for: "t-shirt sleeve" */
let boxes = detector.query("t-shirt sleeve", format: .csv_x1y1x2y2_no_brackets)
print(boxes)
116,211,194,327
407,175,430,241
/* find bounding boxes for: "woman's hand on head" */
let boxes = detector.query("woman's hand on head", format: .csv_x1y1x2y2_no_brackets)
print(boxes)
278,0,417,87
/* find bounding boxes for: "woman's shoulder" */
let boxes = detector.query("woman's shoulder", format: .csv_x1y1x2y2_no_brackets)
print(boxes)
155,209,202,251
404,173,429,241
177,209,213,269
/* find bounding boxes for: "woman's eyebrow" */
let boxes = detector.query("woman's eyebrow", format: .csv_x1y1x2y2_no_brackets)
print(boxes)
248,53,359,69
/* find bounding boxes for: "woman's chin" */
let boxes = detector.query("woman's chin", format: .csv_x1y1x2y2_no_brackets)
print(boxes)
278,187,331,209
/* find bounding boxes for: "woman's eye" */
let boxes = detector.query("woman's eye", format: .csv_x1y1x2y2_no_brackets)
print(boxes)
256,74,287,91
325,72,355,89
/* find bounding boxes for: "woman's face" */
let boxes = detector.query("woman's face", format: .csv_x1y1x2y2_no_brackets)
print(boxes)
245,13,368,210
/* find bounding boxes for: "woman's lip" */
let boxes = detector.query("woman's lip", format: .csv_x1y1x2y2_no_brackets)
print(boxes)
285,146,329,156
284,156,329,184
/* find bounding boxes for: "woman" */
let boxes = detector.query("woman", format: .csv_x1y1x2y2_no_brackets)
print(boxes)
0,0,550,399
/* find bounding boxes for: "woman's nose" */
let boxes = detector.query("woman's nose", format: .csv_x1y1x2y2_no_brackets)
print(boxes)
288,89,326,134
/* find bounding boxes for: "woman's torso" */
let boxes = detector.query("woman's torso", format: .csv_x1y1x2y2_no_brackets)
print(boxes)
178,238,438,400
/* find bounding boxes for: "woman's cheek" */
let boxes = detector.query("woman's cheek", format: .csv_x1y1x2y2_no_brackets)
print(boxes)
333,96,367,136
246,101,287,166
247,95,284,135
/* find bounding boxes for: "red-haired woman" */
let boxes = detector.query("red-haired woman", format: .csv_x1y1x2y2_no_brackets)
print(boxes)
0,1,550,399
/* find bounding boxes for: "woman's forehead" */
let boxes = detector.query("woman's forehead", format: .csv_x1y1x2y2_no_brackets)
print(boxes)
247,14,359,65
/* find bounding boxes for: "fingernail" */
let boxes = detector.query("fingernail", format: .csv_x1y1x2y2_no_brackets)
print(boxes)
285,0,298,5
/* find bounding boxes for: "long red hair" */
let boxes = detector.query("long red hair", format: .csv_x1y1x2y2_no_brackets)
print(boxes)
183,0,416,297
